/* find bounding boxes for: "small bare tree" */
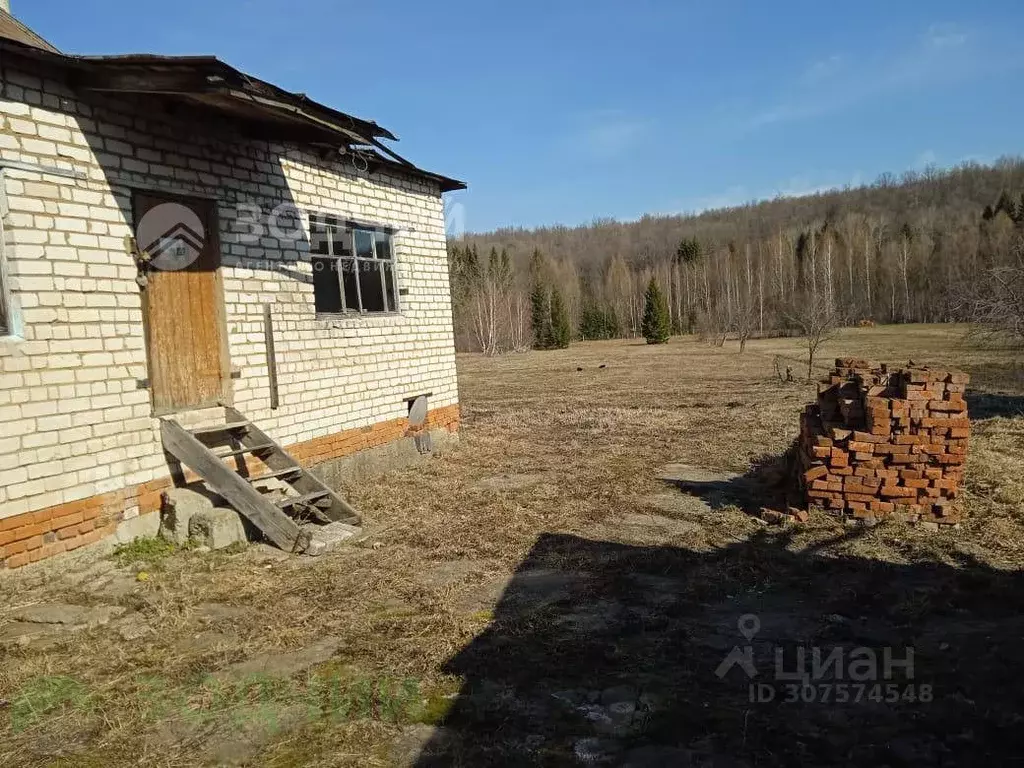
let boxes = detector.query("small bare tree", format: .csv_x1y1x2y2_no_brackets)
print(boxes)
785,291,840,381
962,267,1024,341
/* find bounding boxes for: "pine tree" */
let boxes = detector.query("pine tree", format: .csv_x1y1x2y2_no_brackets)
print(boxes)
530,280,551,349
529,249,552,349
641,278,671,345
550,288,571,349
579,301,603,340
995,191,1017,221
580,300,619,340
676,236,702,265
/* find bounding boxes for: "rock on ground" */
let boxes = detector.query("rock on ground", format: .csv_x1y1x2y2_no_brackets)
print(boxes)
213,636,342,681
194,602,249,623
189,507,248,550
656,464,741,486
12,603,125,627
159,487,216,545
391,725,456,767
301,521,361,556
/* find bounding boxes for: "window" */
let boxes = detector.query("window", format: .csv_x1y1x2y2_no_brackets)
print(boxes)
310,215,398,315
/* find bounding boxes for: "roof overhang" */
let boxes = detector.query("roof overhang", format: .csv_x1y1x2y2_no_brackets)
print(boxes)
0,39,467,192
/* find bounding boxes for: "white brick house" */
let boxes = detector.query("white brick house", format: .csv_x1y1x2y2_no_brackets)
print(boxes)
0,8,463,567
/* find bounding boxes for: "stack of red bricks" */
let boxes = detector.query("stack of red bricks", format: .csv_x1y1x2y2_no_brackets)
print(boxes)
798,358,970,527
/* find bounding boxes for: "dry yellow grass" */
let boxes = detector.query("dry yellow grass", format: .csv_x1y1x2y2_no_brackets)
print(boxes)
2,324,1024,766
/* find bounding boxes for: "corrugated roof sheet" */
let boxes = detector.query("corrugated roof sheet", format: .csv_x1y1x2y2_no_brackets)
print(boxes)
0,9,59,53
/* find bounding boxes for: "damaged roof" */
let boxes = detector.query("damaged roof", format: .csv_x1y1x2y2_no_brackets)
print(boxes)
0,18,465,191
0,8,59,53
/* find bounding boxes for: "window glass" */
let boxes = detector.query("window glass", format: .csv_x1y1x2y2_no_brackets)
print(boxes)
312,257,342,313
354,229,374,260
309,219,331,256
373,231,392,260
341,259,360,310
332,227,353,258
383,261,396,310
358,260,386,312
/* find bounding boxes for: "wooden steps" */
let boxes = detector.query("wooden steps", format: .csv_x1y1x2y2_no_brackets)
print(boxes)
159,406,361,554
277,491,331,509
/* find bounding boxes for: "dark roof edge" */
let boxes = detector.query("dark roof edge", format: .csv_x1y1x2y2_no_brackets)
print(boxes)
0,38,466,192
0,9,60,53
73,53,399,142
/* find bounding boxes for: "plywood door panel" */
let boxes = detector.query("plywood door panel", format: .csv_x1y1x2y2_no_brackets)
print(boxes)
135,192,228,414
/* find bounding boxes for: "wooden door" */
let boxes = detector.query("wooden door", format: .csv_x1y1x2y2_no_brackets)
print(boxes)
134,191,230,414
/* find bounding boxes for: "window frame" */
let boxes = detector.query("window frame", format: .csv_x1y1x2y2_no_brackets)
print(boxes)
0,219,11,338
309,214,400,317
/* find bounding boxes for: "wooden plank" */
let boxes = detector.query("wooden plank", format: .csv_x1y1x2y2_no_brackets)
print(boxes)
278,491,331,509
248,467,303,483
161,419,304,551
225,406,361,525
190,421,251,436
264,303,279,410
214,442,275,459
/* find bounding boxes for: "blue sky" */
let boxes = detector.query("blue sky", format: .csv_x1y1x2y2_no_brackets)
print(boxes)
18,0,1024,232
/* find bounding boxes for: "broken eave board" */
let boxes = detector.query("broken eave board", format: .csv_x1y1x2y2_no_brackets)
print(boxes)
0,38,466,192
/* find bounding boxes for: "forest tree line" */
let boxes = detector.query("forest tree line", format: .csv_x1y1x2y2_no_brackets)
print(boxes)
448,157,1024,353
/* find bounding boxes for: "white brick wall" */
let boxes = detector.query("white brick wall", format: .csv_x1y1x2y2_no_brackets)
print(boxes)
0,64,459,520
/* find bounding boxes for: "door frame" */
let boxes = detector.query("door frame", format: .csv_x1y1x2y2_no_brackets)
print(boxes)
132,189,233,416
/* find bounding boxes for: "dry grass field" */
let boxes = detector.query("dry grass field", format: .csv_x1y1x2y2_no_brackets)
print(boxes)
3,324,1024,766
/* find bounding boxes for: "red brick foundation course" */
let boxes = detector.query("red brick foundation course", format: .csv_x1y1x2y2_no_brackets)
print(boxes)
798,358,969,527
0,405,460,569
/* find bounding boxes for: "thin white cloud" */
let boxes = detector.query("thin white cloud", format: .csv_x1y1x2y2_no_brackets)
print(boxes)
926,23,968,49
914,149,938,169
801,54,844,85
665,171,865,216
572,111,654,159
738,22,995,133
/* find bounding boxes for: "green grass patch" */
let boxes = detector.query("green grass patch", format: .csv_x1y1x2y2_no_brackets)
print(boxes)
9,676,92,731
111,536,180,567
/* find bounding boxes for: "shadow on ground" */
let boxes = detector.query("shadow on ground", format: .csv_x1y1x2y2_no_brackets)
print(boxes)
966,390,1024,420
655,453,795,518
414,530,1024,766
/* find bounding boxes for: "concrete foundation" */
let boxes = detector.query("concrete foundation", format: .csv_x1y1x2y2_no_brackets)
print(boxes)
312,427,458,488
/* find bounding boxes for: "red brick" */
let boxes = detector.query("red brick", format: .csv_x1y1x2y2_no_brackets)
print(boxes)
880,485,917,498
804,465,829,482
4,552,30,569
0,515,26,533
889,454,922,465
51,511,85,531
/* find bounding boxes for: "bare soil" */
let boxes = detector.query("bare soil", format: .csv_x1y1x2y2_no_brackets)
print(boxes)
3,324,1024,766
